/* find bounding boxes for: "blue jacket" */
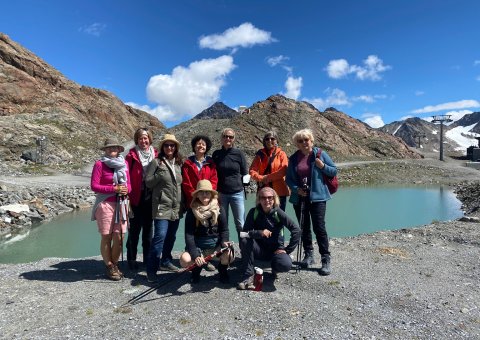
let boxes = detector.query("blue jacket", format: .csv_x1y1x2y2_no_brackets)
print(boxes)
286,146,337,205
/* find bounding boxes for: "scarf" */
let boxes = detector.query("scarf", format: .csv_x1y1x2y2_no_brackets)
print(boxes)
136,145,154,174
191,197,220,226
101,155,127,185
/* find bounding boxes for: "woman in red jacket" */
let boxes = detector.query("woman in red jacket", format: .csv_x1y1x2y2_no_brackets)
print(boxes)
249,131,290,211
125,128,158,270
182,135,218,208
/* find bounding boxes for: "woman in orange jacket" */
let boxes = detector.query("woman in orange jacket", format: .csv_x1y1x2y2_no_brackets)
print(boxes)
249,131,290,211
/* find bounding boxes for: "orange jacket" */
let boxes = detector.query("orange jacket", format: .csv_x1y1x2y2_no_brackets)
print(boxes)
249,146,290,196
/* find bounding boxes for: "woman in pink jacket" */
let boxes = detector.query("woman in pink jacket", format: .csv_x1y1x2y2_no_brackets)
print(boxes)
91,138,131,281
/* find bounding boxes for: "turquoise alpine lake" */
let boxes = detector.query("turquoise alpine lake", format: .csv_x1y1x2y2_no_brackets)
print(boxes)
0,186,463,264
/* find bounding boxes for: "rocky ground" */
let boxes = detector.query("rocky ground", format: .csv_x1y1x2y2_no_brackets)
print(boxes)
0,155,479,339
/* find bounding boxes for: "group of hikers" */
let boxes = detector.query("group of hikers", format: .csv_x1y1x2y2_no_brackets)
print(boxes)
90,126,337,289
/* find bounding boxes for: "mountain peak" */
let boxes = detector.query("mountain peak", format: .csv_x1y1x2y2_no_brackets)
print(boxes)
193,102,239,119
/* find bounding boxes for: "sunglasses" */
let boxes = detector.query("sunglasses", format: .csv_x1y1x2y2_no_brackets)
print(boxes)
163,143,176,148
260,196,274,201
223,135,235,140
297,138,310,144
136,127,149,132
264,137,276,142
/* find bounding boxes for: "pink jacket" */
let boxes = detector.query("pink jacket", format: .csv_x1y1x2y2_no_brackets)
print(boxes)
90,160,131,202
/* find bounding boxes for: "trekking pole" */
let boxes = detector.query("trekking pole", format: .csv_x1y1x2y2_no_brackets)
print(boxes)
122,244,232,307
296,196,305,273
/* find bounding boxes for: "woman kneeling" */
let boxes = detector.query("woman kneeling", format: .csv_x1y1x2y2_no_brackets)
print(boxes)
180,180,233,284
238,187,300,290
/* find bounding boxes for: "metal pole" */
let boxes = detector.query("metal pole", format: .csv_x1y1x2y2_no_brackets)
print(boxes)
439,122,444,161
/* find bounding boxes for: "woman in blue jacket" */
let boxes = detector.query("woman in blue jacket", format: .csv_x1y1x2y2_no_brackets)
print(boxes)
286,129,337,275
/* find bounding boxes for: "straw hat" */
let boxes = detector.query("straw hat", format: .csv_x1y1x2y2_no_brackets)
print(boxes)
159,133,181,150
191,180,218,201
100,138,125,152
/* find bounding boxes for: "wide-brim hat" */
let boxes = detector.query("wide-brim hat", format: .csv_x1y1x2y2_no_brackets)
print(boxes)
159,133,181,150
100,138,125,152
191,180,218,200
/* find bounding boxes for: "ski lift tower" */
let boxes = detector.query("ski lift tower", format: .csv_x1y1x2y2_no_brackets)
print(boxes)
431,114,453,161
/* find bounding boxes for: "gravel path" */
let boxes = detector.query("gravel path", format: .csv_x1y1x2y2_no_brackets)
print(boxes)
0,219,479,339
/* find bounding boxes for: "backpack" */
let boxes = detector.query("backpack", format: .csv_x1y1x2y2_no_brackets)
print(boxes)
316,149,338,194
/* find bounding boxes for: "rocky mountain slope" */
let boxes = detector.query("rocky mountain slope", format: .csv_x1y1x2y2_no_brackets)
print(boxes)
380,114,480,155
171,95,421,162
0,33,165,172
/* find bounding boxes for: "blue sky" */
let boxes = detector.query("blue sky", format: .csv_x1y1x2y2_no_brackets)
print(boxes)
2,0,480,128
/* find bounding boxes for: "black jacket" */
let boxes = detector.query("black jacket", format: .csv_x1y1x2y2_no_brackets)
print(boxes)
243,206,300,254
184,206,229,259
212,147,248,194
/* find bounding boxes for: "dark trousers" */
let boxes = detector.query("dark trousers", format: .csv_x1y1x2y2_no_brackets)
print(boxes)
239,238,292,280
293,200,329,256
126,196,153,263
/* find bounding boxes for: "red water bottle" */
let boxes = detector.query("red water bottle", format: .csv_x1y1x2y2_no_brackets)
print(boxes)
253,267,263,291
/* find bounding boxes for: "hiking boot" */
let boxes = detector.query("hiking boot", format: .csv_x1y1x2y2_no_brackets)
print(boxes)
300,250,315,268
318,254,331,276
218,264,229,284
272,270,279,280
191,267,202,284
113,263,124,278
106,264,121,281
147,272,159,283
237,275,255,290
160,262,180,272
205,262,216,272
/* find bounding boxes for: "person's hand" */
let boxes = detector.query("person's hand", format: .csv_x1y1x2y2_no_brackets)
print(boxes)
262,229,272,238
221,241,232,248
298,188,308,197
315,158,325,169
194,256,206,267
115,185,128,195
274,249,286,254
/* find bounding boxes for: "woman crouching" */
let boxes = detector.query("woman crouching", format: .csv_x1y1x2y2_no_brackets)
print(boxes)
179,180,233,284
238,187,300,290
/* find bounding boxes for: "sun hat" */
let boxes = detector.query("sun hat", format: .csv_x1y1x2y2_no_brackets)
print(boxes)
191,180,218,201
100,138,125,152
159,133,181,150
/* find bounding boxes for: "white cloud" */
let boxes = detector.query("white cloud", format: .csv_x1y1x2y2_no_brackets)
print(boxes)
78,23,106,37
325,59,350,79
267,55,289,67
412,100,480,114
305,88,351,110
142,55,236,121
352,95,374,103
326,55,391,81
199,22,275,51
443,110,473,122
283,76,303,100
362,113,385,128
415,90,425,96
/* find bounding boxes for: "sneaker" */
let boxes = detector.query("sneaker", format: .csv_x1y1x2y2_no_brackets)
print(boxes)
205,262,216,272
160,262,180,272
147,272,159,283
237,275,255,290
106,264,121,281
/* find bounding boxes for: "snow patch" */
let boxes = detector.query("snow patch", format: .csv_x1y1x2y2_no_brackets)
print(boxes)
393,123,403,136
445,124,480,151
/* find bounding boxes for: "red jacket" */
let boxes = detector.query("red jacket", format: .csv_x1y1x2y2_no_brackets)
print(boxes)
249,146,290,196
125,147,159,206
182,155,218,208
